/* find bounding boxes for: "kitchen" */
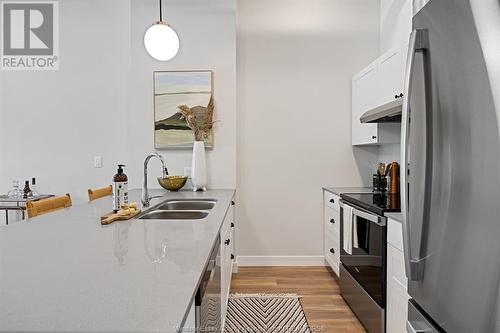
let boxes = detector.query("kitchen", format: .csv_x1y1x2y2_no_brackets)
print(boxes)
1,0,499,333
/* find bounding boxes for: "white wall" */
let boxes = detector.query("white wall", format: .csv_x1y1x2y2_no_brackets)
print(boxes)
380,0,412,52
126,0,236,191
0,0,130,205
236,0,380,259
0,0,236,222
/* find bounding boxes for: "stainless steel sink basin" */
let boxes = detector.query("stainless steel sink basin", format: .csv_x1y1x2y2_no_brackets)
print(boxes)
156,200,216,211
139,210,209,220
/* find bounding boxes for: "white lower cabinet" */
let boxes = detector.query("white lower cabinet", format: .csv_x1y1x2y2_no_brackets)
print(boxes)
386,218,410,333
323,190,341,276
221,199,235,329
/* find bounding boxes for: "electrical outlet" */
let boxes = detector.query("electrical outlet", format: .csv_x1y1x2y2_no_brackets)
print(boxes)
94,156,103,168
184,167,192,177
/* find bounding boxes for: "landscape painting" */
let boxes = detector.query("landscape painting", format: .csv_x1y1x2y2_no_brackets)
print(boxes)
154,71,214,149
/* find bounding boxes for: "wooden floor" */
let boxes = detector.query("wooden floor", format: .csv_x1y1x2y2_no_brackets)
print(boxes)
230,266,366,333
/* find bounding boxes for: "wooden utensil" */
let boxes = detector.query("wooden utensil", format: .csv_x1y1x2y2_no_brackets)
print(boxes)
378,163,387,176
101,209,141,225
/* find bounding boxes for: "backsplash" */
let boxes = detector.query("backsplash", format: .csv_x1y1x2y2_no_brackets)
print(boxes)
379,143,401,164
354,142,401,187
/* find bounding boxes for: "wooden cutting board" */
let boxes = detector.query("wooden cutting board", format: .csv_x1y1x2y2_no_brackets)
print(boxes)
100,210,141,225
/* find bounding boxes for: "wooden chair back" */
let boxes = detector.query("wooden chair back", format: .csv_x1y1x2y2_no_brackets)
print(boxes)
88,185,113,202
27,194,72,218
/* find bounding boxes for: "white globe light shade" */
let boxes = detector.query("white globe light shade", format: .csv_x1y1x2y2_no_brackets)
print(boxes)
144,23,179,61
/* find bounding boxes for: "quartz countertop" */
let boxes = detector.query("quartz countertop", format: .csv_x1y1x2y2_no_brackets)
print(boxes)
0,189,235,333
385,212,402,222
322,187,373,196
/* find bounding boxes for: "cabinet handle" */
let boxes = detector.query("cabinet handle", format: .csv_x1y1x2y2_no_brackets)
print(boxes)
330,218,335,224
372,136,377,139
231,200,235,206
395,94,399,99
231,254,235,260
231,222,234,228
225,239,230,245
399,93,404,98
329,199,335,204
330,248,335,254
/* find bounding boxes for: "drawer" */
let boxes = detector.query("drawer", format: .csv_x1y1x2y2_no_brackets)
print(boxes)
387,218,404,251
221,198,235,237
324,206,340,234
221,217,231,238
325,228,340,266
387,243,408,292
324,191,340,211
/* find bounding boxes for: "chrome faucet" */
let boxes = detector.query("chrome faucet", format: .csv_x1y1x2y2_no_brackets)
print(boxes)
142,153,168,207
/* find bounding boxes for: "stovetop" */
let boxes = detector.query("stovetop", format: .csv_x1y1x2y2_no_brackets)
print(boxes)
340,192,401,216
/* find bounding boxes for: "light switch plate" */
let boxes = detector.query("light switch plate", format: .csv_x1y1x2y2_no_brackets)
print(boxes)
94,156,103,168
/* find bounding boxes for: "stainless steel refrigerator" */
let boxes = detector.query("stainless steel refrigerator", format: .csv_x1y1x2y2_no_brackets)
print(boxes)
401,0,500,332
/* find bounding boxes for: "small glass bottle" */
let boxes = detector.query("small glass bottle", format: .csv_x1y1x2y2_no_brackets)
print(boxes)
30,178,39,197
23,181,32,199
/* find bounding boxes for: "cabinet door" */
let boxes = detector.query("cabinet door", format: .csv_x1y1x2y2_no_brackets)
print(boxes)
386,285,410,333
352,61,379,145
324,226,340,276
386,230,410,333
378,47,406,106
220,219,233,323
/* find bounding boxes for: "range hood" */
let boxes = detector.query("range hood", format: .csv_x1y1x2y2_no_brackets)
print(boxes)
360,98,402,123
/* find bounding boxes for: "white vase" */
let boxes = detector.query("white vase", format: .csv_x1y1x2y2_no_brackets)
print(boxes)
191,141,207,191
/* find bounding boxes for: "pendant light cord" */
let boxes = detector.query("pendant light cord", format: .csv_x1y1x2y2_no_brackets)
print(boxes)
159,0,163,22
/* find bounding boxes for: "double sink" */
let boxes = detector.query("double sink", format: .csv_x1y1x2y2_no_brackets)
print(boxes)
138,199,217,220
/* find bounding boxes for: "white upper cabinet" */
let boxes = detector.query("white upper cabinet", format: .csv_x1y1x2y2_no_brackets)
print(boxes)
378,47,406,106
352,61,379,145
351,0,412,146
351,46,406,146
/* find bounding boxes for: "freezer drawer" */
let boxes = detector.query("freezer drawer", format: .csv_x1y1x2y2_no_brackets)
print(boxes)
407,300,440,333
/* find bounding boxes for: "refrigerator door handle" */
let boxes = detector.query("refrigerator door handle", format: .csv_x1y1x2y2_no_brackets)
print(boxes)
401,29,430,281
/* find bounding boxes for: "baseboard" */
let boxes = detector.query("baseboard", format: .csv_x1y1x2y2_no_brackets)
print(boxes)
236,256,326,266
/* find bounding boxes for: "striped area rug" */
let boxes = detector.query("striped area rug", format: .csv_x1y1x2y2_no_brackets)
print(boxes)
225,294,311,333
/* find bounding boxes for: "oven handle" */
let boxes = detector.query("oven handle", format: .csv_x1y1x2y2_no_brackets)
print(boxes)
339,201,386,227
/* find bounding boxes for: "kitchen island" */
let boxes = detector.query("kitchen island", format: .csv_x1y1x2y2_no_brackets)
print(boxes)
0,189,235,333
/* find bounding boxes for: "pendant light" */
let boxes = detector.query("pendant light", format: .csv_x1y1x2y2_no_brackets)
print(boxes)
144,0,179,61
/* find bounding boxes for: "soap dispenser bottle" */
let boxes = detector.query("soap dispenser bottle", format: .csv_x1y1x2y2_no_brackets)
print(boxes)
113,164,128,212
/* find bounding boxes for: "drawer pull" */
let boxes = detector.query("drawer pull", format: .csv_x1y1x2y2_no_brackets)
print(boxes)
330,218,335,224
330,248,335,254
225,239,230,245
231,222,234,228
231,254,235,260
329,199,335,204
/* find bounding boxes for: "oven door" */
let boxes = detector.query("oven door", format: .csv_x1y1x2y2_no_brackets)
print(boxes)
340,202,387,307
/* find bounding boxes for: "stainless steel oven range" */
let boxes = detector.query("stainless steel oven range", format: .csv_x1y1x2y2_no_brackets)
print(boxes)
339,192,400,333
